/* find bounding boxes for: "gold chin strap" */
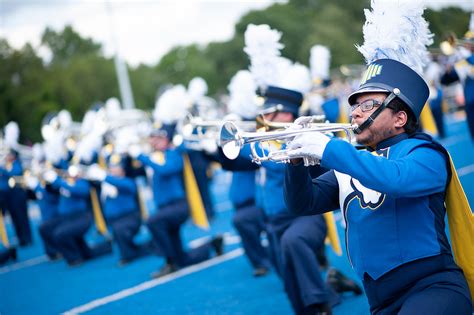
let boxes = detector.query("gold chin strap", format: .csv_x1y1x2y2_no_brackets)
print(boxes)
0,210,10,247
90,186,109,237
323,212,342,256
446,154,474,301
182,153,209,230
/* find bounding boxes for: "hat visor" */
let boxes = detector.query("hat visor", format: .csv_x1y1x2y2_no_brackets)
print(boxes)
348,87,390,105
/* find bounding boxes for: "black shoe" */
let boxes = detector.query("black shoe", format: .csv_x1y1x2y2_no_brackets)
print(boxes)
326,268,363,295
211,235,224,256
253,267,269,277
8,247,17,261
118,258,132,267
68,259,85,267
19,241,32,248
47,253,62,261
150,263,178,279
305,303,333,315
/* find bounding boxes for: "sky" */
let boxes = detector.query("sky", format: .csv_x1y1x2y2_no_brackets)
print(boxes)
0,0,472,67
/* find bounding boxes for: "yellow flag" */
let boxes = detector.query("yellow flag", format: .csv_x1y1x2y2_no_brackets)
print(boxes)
182,154,209,230
420,103,438,136
90,187,109,236
323,212,342,256
445,155,474,301
0,211,10,247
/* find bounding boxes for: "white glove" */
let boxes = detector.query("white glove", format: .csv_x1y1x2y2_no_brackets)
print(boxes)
287,132,331,166
43,170,58,183
201,139,217,154
291,116,314,128
128,145,142,159
87,164,106,181
26,176,39,190
101,182,118,198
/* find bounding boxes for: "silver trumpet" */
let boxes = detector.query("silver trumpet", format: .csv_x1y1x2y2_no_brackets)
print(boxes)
220,121,357,164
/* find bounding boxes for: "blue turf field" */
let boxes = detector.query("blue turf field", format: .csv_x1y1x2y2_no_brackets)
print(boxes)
1,114,473,315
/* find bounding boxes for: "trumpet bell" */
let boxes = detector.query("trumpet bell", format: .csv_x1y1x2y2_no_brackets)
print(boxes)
220,121,242,160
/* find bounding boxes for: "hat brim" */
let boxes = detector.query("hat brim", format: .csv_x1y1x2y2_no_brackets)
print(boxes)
348,87,390,105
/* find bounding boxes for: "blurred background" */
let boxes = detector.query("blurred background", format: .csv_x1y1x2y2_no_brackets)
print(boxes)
0,0,471,143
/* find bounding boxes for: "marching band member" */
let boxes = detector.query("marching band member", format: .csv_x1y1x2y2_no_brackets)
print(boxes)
0,122,32,247
284,2,473,313
441,13,474,141
40,166,94,266
86,155,151,266
186,77,217,219
222,24,361,314
220,70,271,277
129,85,223,278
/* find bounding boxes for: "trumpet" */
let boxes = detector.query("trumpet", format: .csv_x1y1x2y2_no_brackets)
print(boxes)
220,121,357,164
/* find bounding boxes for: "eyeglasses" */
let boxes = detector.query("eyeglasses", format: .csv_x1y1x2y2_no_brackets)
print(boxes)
350,99,383,113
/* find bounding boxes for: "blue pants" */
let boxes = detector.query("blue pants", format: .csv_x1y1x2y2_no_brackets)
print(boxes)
40,211,92,264
0,189,32,245
232,202,270,270
109,211,149,261
364,254,472,315
267,212,337,314
147,199,212,267
39,216,63,258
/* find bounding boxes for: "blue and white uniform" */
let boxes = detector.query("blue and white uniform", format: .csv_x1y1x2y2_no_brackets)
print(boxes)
138,149,214,267
221,142,336,313
101,175,148,261
285,133,472,313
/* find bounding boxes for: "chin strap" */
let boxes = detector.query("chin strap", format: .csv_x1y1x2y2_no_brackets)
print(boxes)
353,91,398,135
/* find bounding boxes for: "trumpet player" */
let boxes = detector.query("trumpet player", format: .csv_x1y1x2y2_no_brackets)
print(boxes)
285,3,472,314
233,24,361,314
39,166,95,266
86,155,151,266
440,13,474,141
129,85,223,279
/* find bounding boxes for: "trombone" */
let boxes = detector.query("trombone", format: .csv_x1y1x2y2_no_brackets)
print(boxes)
220,121,357,164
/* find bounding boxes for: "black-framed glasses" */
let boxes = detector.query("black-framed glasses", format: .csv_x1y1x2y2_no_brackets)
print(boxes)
350,99,383,113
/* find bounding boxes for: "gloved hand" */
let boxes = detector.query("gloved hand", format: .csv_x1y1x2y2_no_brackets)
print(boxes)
87,164,106,181
26,176,39,190
201,139,218,154
101,182,118,198
128,145,142,159
287,132,331,166
292,116,314,128
43,169,58,183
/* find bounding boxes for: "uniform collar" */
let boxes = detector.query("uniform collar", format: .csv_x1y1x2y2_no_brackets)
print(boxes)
375,133,408,150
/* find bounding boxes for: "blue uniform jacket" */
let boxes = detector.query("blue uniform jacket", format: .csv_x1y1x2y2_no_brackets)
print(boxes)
285,133,452,280
34,184,59,221
51,178,91,216
137,149,185,208
229,171,256,208
102,175,138,219
218,143,287,217
0,160,23,191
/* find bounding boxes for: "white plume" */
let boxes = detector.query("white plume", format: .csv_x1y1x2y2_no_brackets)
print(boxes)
81,111,97,136
57,110,72,129
278,63,312,94
310,45,331,80
188,77,208,103
114,126,140,154
44,132,66,165
4,121,19,147
32,143,44,162
244,24,284,90
75,132,103,164
227,70,258,119
105,97,122,118
153,85,190,124
356,0,433,74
